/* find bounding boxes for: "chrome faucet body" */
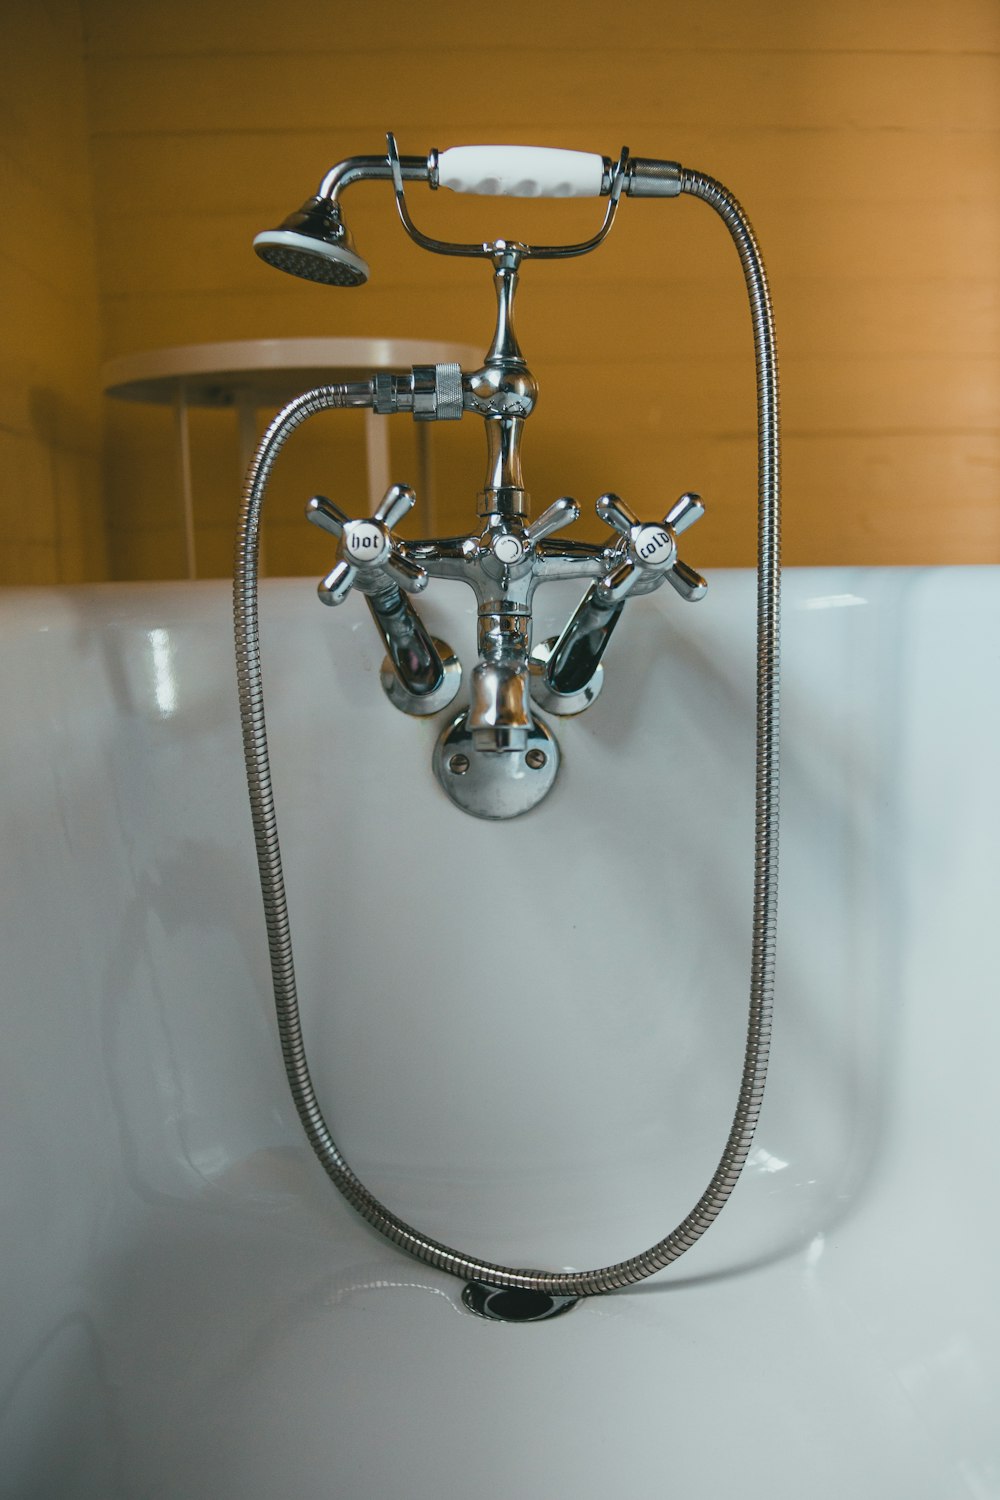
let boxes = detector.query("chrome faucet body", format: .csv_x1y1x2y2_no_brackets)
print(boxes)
239,137,781,1296
281,157,706,815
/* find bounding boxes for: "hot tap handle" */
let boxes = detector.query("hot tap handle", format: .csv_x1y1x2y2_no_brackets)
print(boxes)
306,483,429,606
373,483,413,530
307,494,352,536
595,490,707,603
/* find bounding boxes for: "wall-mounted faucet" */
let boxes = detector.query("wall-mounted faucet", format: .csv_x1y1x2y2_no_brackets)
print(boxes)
252,136,708,818
235,136,781,1303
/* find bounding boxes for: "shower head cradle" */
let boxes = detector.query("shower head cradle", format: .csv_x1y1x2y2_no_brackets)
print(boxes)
387,134,634,262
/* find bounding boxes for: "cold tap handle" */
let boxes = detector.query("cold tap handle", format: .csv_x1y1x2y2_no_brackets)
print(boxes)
665,491,705,536
595,490,707,602
664,558,708,602
597,491,677,578
595,492,640,537
435,146,608,199
599,559,641,605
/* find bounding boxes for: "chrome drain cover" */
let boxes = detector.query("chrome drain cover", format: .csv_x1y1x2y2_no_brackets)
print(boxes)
461,1281,579,1323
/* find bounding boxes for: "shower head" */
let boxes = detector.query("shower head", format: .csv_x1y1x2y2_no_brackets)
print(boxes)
253,196,369,287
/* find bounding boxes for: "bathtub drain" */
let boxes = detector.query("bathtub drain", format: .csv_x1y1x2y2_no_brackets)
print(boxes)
462,1281,579,1322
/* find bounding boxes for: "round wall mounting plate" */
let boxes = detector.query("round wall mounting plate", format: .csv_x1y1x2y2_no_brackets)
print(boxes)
379,637,462,716
528,636,604,716
432,710,560,819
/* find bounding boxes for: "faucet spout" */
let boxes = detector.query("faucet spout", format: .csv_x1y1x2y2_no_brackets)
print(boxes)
468,658,532,752
466,604,533,752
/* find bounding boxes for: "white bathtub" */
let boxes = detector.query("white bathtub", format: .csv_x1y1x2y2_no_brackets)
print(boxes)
2,568,997,1499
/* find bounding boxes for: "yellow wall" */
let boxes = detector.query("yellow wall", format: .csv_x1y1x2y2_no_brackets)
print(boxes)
0,0,106,585
6,0,1000,582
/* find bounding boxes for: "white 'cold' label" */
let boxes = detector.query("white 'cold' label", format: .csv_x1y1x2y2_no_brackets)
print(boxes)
634,526,673,567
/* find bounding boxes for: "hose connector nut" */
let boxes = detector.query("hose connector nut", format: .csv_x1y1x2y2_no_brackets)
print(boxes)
625,158,683,198
373,364,465,420
412,362,464,421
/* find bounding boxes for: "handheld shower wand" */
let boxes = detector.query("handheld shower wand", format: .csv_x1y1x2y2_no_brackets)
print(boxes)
254,140,683,285
236,137,780,1310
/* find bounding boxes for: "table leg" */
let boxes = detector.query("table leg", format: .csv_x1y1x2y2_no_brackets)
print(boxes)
416,423,434,529
364,407,391,512
173,382,197,580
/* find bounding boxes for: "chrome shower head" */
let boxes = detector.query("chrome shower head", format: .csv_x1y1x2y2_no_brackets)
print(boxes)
253,196,369,287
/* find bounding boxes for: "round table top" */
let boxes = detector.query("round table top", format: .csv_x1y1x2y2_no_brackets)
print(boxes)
102,337,483,408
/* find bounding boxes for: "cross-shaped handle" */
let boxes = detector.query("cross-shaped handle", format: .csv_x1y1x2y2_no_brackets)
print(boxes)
306,483,428,605
595,491,707,602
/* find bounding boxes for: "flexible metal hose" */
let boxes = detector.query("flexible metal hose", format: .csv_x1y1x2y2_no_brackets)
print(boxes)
234,170,780,1296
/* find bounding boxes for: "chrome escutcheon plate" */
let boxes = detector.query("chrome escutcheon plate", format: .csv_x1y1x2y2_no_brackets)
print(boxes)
432,710,560,819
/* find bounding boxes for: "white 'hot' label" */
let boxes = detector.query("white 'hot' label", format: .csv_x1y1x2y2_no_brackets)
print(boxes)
344,522,387,564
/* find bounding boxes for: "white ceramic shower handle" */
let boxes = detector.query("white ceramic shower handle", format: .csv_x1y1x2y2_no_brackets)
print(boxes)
436,146,606,199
